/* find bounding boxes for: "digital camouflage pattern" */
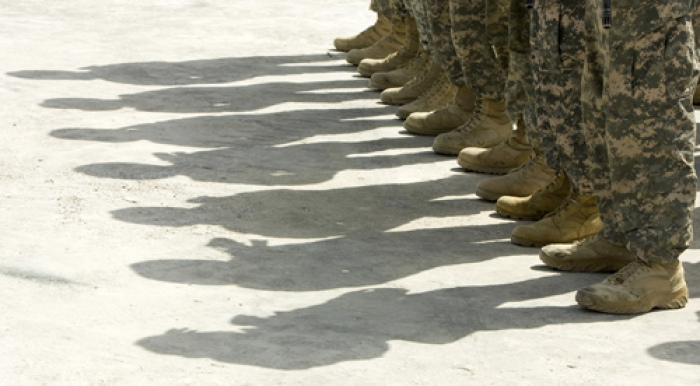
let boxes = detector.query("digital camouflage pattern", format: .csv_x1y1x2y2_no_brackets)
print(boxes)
424,0,464,85
404,0,433,50
529,0,592,194
449,0,509,98
370,0,402,21
582,0,699,262
504,0,537,146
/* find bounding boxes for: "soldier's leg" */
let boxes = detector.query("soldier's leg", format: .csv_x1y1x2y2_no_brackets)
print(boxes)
507,1,601,247
369,0,433,90
431,0,513,155
458,0,535,177
346,0,408,65
391,0,476,121
575,0,696,314
467,0,555,204
359,4,422,78
334,1,394,52
401,0,483,134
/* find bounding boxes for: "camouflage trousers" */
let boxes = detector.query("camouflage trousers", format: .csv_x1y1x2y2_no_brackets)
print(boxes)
450,0,509,97
370,0,403,21
529,1,591,193
420,0,509,94
582,0,699,263
505,0,538,146
423,0,464,85
404,0,433,50
371,0,434,51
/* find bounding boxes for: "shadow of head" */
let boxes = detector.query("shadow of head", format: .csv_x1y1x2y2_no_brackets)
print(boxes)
136,275,631,370
647,310,700,366
112,175,487,238
8,54,351,86
129,221,517,292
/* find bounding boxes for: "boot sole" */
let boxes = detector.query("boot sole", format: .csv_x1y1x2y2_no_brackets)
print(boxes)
381,96,419,106
474,187,509,202
538,252,631,273
356,68,373,78
575,286,689,314
495,206,547,221
456,159,513,176
396,108,420,120
510,235,548,248
369,79,405,90
403,121,454,136
359,64,403,78
432,144,462,157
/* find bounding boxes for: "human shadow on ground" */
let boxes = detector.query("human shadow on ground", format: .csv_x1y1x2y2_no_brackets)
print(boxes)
40,79,378,114
113,175,489,239
8,54,349,86
51,108,395,150
125,175,523,291
647,311,700,366
52,108,438,186
136,273,632,370
130,223,516,291
73,138,437,186
645,260,700,366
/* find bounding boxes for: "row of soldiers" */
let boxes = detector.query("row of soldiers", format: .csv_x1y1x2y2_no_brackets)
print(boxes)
333,0,699,314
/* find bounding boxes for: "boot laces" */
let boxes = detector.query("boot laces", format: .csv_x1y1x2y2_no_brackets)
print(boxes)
604,259,648,286
402,57,433,89
374,31,398,50
397,48,424,72
572,234,601,248
357,23,383,41
453,102,486,134
541,193,577,221
416,75,449,103
532,173,564,198
504,151,537,174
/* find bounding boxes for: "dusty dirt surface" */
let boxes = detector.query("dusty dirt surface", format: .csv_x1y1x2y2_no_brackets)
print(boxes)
1,1,699,384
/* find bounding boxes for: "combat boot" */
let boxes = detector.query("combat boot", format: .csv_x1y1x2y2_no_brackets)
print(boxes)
380,57,441,105
474,151,555,201
403,85,476,135
457,119,532,174
510,193,602,247
432,98,512,155
334,14,392,52
496,173,570,221
346,18,406,66
539,234,635,273
369,47,428,90
395,74,455,119
358,17,419,77
576,259,688,314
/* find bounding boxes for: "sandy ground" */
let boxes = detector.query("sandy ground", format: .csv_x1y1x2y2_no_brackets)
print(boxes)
0,1,699,385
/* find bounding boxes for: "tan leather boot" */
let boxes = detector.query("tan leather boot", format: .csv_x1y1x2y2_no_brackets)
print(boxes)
346,18,406,65
576,259,688,314
358,17,419,77
403,85,476,135
395,74,456,119
510,193,603,247
474,151,555,201
369,47,428,90
380,57,441,105
457,119,532,174
432,98,513,156
539,234,635,272
334,14,392,52
496,173,570,221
